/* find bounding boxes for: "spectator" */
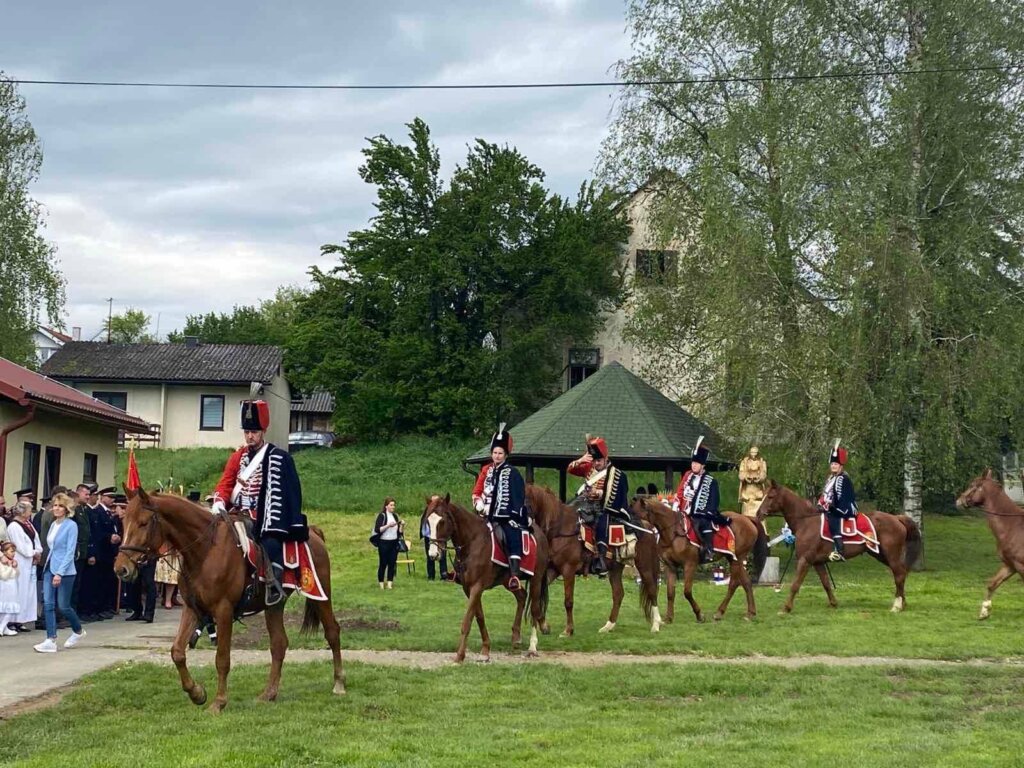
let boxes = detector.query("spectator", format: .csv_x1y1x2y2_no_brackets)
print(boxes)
420,510,449,582
6,501,41,632
34,493,86,653
70,483,94,618
155,549,182,609
373,497,402,590
0,541,20,635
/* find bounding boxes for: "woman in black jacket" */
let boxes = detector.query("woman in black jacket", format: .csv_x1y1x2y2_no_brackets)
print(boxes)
372,498,403,590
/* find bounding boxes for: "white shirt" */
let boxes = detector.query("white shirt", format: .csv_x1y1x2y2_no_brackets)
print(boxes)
379,511,399,541
47,519,64,550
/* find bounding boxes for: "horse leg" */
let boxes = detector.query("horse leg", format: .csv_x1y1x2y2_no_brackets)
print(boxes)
526,570,545,657
318,599,346,695
170,608,205,706
813,563,839,608
474,600,492,662
664,564,676,624
454,585,484,663
560,567,576,637
979,563,1016,620
682,555,704,623
541,567,556,635
714,560,746,621
739,557,757,620
781,557,812,614
258,604,288,702
599,564,624,633
209,602,235,713
642,553,662,633
511,587,525,650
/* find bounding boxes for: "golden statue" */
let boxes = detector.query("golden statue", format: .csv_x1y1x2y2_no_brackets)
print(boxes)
738,446,768,517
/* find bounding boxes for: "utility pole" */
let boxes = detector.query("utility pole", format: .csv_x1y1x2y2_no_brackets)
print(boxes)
106,297,114,343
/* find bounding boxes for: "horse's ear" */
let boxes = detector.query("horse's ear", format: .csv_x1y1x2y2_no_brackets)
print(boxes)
124,484,136,499
137,486,152,505
769,478,777,489
444,492,451,504
983,467,993,480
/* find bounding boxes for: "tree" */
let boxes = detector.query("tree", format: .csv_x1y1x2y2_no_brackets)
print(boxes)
105,308,157,343
167,287,304,347
0,73,64,366
291,119,629,438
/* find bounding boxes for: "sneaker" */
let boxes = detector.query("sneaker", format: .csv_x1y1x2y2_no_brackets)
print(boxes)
64,630,87,649
2,628,18,636
34,638,58,653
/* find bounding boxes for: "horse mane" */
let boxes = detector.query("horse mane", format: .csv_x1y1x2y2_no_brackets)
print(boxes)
981,476,1024,517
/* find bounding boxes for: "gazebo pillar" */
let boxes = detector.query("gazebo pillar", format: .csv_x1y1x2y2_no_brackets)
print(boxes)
525,463,535,484
559,469,567,502
664,465,674,493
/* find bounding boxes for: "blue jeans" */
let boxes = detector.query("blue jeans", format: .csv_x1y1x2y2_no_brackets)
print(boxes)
43,568,83,639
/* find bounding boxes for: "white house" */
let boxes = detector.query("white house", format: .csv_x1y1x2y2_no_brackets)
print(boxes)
41,340,291,450
0,356,152,498
32,326,75,366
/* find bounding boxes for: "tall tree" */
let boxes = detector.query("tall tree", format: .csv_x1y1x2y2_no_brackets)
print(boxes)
291,119,629,438
168,287,304,347
105,308,157,343
0,73,64,365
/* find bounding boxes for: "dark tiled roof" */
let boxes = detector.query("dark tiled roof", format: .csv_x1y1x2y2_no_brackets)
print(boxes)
291,390,335,413
42,342,282,384
0,356,152,432
467,362,731,469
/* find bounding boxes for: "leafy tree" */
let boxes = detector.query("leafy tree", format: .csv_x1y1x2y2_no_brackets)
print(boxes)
167,287,304,347
105,308,157,343
0,73,64,365
291,119,629,438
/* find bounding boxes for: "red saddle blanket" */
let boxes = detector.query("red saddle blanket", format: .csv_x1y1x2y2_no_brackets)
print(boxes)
242,538,328,601
682,515,737,560
819,513,879,553
490,529,538,577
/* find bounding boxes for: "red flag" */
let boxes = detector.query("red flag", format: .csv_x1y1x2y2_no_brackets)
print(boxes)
126,447,141,491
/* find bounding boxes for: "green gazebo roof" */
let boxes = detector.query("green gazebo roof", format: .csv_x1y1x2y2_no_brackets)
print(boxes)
467,361,732,471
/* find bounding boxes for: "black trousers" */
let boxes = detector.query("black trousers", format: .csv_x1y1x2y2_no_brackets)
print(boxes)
377,539,399,582
71,557,88,612
98,558,119,613
129,560,157,617
424,538,449,580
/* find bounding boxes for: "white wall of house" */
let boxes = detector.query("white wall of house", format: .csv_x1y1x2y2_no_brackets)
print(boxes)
32,329,64,366
67,372,291,450
1,402,119,495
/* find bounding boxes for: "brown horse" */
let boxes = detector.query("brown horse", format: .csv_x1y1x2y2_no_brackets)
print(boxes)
631,496,761,623
956,469,1024,620
422,494,549,662
756,480,921,613
526,484,662,635
113,488,344,712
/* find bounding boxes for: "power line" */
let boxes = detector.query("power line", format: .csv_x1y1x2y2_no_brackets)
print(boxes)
8,63,1024,92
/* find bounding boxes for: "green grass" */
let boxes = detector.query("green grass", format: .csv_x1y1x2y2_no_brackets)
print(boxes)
3,661,1024,767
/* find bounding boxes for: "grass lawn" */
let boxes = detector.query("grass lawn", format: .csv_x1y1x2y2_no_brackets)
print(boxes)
3,661,1024,767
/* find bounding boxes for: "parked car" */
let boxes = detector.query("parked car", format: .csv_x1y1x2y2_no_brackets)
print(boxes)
288,431,335,450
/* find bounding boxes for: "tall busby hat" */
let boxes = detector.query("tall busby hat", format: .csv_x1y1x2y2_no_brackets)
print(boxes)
691,435,710,466
829,439,847,465
241,400,271,431
587,436,609,460
490,422,513,454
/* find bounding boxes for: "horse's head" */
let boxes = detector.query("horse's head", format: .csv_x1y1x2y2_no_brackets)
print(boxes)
421,493,451,561
756,480,785,521
114,486,166,581
956,468,996,510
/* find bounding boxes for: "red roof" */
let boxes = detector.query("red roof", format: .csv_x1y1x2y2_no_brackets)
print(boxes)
40,326,73,343
0,356,152,432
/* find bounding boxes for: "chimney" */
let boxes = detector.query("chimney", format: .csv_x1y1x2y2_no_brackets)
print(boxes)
184,336,200,348
72,327,81,341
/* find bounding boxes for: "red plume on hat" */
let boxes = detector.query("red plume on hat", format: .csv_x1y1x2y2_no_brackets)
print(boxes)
241,400,271,431
829,439,847,465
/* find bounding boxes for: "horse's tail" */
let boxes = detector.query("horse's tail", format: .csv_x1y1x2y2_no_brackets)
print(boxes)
899,515,922,567
300,598,322,635
752,517,769,575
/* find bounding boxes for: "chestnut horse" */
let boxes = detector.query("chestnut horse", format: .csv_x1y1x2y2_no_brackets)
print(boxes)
526,484,662,635
114,488,344,712
756,480,921,613
422,494,550,662
956,469,1024,620
631,496,762,623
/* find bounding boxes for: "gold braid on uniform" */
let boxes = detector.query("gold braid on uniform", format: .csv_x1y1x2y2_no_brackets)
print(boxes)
603,466,621,512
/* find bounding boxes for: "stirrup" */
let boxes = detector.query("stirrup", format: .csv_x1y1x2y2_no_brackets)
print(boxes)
828,550,845,562
507,575,521,591
265,565,286,606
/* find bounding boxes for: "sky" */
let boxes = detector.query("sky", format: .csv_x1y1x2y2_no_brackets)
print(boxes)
3,0,633,340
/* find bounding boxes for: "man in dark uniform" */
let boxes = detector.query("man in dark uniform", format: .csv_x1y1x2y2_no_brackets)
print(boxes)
211,399,308,605
117,492,156,622
677,436,730,564
819,441,857,562
95,487,122,618
483,424,529,590
567,436,631,575
71,483,95,617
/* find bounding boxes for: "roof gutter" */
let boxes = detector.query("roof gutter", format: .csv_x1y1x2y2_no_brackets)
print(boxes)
0,400,36,496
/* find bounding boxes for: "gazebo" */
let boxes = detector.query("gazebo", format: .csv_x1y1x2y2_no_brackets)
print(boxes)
465,362,733,500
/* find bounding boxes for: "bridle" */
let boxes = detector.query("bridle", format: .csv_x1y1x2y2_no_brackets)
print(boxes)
119,497,221,571
424,502,462,561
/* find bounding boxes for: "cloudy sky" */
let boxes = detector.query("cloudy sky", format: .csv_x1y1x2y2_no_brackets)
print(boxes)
4,0,632,340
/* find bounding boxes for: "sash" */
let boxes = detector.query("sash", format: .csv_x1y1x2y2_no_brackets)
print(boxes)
232,444,269,505
577,467,608,498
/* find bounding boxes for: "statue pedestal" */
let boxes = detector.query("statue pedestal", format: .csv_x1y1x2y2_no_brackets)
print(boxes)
759,556,780,585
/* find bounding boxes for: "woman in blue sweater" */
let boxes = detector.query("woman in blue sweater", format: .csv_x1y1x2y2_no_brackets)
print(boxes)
34,493,86,653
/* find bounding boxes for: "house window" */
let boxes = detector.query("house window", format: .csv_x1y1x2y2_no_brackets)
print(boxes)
21,443,41,497
200,395,225,431
44,447,62,497
93,391,128,411
568,348,600,389
83,453,98,484
635,249,679,284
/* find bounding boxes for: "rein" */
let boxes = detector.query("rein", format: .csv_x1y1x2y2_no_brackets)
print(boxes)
120,503,221,568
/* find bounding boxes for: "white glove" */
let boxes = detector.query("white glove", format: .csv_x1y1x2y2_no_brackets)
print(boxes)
211,499,227,515
474,498,485,513
671,501,680,512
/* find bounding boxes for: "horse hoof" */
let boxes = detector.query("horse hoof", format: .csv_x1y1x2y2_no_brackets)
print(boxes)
453,654,466,664
663,616,674,625
476,656,491,664
190,685,207,706
525,650,539,658
257,691,278,703
713,613,723,622
695,614,705,624
541,624,551,636
207,701,224,715
598,621,616,634
332,682,347,696
559,630,573,638
744,614,755,622
650,623,661,634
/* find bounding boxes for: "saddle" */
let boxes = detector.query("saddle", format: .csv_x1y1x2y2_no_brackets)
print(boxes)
488,524,538,577
681,513,737,561
819,512,879,553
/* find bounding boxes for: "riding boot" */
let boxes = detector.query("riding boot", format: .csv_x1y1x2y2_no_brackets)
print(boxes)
829,536,846,562
265,563,286,606
591,543,609,576
699,530,715,564
508,558,522,591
